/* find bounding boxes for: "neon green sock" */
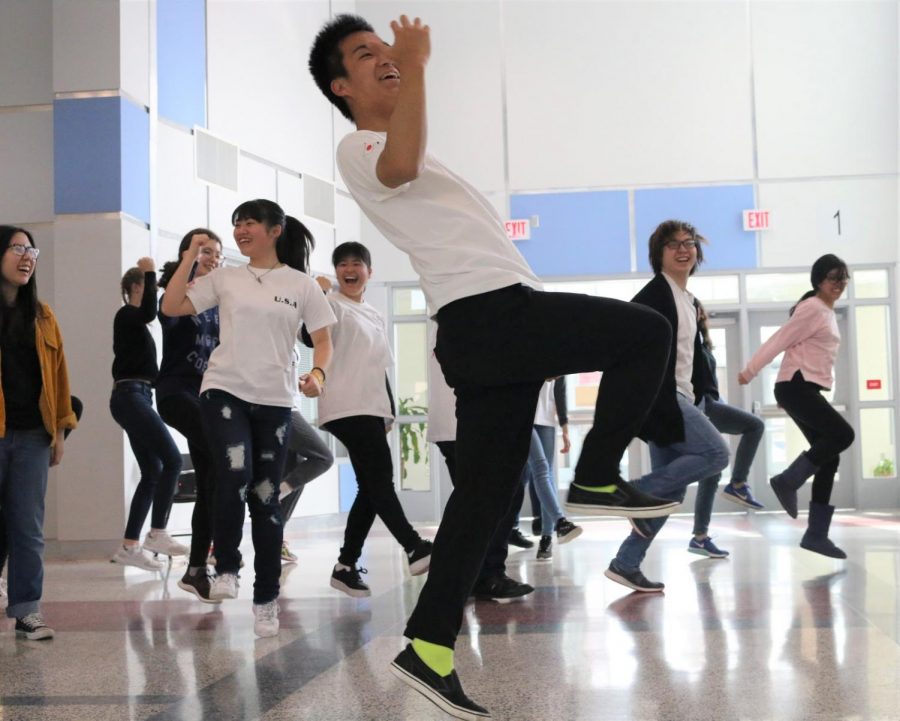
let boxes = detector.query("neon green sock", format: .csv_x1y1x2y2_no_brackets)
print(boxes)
573,482,618,493
412,638,454,676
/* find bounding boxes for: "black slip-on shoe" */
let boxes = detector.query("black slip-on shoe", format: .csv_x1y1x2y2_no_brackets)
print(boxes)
566,479,680,518
390,644,491,720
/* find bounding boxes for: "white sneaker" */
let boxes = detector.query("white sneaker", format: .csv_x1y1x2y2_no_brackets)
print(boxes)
209,572,239,600
111,544,163,571
253,600,279,637
143,530,188,557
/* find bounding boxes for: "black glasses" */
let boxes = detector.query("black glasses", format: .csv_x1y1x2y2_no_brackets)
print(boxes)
7,244,40,259
664,239,698,251
824,272,849,284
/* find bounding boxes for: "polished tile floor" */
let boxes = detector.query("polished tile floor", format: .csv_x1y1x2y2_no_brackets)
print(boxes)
2,509,900,721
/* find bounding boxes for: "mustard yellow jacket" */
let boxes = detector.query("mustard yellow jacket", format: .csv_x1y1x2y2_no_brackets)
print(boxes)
0,302,77,442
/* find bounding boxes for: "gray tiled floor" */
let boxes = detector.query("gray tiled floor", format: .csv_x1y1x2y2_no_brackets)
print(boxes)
2,510,900,720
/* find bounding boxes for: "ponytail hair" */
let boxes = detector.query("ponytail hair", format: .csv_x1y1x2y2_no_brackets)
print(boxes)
279,216,315,274
159,227,221,288
120,267,144,304
789,253,849,316
696,299,713,350
231,199,315,274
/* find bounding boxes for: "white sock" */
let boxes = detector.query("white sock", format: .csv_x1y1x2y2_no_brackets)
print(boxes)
335,563,351,572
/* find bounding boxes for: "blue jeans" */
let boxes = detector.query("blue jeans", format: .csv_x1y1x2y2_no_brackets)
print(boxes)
200,389,291,604
693,397,765,536
613,395,729,573
0,429,51,618
521,425,563,535
110,382,183,540
279,407,334,523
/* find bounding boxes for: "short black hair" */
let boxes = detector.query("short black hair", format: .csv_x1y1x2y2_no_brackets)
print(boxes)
332,241,371,268
309,14,375,121
647,219,704,275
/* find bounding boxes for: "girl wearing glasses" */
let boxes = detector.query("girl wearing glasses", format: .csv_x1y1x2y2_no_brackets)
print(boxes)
739,254,853,558
157,229,223,602
0,225,77,640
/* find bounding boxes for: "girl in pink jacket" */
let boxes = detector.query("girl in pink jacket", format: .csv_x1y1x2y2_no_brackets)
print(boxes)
739,254,853,558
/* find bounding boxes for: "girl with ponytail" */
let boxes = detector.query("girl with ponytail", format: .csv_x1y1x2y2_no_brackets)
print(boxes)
161,199,335,637
739,254,853,558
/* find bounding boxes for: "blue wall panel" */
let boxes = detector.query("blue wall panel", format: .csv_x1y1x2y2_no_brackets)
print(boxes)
510,190,630,276
54,97,149,222
158,0,207,128
339,464,357,513
121,97,150,223
54,97,121,215
634,185,757,272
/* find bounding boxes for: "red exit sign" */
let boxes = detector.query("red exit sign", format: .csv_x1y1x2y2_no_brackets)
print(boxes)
505,219,531,241
743,210,771,231
867,379,882,390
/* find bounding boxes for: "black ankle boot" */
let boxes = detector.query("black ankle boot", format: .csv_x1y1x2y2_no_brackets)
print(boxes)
770,453,818,518
800,501,846,559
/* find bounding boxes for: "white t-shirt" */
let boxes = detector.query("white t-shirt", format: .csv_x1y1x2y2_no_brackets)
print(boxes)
534,381,558,427
336,130,543,313
187,265,336,407
316,293,395,426
662,272,697,402
426,322,456,443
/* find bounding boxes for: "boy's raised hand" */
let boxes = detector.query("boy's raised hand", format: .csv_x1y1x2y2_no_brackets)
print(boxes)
387,15,430,69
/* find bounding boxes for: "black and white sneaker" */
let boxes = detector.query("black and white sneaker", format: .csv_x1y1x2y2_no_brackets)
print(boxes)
471,574,534,603
566,479,680,518
508,528,534,549
15,613,55,640
555,517,582,544
177,569,222,604
407,539,433,576
390,644,491,720
536,535,553,561
330,565,371,598
604,561,665,593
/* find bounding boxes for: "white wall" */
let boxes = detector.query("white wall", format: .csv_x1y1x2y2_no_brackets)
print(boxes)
350,0,898,275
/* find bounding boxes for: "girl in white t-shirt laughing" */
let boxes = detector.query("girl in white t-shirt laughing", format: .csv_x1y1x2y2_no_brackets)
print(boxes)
161,199,335,637
310,242,432,598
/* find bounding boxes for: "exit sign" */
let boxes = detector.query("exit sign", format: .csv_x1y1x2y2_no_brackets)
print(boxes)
743,210,771,231
505,219,531,241
867,379,882,390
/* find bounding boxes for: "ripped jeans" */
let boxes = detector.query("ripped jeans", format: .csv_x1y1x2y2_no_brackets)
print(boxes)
200,389,291,604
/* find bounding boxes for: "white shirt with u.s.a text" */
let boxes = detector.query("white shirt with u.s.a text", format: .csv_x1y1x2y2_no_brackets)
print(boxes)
187,265,335,407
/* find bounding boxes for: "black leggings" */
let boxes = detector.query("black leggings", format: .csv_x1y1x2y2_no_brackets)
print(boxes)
324,415,420,566
774,371,855,504
157,391,214,568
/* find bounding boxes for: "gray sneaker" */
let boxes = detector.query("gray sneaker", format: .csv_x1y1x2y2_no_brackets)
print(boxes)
16,613,55,640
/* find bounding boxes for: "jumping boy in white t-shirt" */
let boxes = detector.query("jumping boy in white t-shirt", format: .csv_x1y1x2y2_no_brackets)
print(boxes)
310,15,677,720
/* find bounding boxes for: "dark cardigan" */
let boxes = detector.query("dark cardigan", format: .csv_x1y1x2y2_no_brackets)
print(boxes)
631,274,705,446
